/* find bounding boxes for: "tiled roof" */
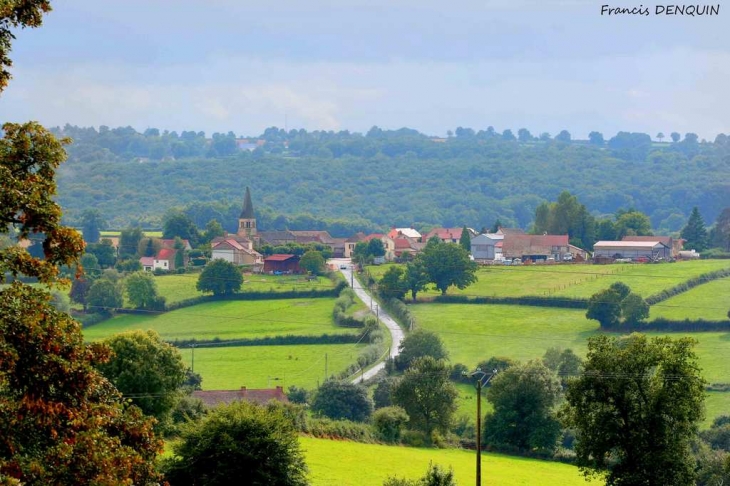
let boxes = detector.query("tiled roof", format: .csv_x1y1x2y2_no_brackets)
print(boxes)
388,228,421,239
424,227,463,241
140,257,154,266
363,233,385,242
264,254,298,261
394,238,414,250
156,248,175,261
192,387,288,408
159,238,191,249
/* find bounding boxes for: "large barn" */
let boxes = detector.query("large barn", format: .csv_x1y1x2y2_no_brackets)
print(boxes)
593,240,671,260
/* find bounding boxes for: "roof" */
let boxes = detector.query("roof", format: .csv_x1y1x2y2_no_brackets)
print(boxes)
363,233,385,242
393,238,415,250
258,230,297,244
424,228,464,241
139,257,154,266
211,234,251,247
156,248,175,261
289,231,335,244
389,228,421,239
264,254,298,261
192,387,288,408
159,238,191,250
346,232,367,243
240,186,255,219
502,234,569,258
594,241,666,248
622,235,673,246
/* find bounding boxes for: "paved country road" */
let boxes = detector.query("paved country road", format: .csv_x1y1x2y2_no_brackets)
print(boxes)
329,259,405,383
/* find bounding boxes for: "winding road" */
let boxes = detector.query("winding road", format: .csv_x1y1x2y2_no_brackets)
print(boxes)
330,259,405,383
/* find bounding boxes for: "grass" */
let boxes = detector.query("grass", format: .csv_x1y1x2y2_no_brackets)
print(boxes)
152,273,336,306
301,436,598,485
704,391,730,428
366,260,730,299
650,277,730,321
179,343,366,390
83,298,355,342
411,304,730,384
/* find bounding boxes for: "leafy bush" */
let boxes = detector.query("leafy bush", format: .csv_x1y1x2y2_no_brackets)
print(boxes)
372,406,409,442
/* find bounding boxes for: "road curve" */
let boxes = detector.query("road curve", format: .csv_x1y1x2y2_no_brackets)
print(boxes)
330,260,405,383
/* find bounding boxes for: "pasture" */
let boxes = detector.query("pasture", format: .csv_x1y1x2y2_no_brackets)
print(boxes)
366,260,730,300
410,304,730,384
83,298,355,342
650,277,730,321
301,436,597,485
152,273,336,305
179,343,366,390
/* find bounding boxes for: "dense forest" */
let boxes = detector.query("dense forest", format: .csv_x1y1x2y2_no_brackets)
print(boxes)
53,124,730,236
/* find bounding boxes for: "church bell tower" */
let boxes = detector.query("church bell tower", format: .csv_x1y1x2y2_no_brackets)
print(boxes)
237,186,257,239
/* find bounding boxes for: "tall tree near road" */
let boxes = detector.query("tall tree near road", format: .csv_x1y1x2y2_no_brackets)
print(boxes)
404,259,429,301
562,334,706,486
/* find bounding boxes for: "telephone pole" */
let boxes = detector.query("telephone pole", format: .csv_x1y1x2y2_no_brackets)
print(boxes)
464,367,498,486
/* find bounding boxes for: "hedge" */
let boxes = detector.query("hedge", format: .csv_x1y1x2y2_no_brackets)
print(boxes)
604,317,730,333
168,332,363,349
646,268,730,305
430,294,589,309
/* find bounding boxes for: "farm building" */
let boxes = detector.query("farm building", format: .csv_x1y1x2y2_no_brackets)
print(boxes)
471,233,503,261
263,254,301,274
502,234,570,261
593,241,671,260
192,386,289,408
622,235,684,257
210,236,263,268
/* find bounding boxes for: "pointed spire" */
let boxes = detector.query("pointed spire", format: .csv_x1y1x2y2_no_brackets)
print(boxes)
240,187,255,219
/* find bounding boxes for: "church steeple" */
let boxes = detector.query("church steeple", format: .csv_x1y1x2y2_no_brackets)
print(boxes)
237,187,257,239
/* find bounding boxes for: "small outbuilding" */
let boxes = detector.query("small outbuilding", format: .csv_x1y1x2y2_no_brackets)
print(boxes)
263,254,301,274
593,241,671,260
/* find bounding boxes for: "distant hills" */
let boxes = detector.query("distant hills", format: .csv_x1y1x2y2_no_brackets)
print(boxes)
54,125,730,236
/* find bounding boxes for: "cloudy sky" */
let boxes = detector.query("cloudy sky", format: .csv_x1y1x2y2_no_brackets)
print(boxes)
1,0,728,139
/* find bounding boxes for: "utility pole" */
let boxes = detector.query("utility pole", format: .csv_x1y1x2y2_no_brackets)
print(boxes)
191,343,196,373
464,367,498,486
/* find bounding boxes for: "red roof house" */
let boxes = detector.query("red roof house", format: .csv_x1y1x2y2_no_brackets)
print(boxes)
263,254,301,274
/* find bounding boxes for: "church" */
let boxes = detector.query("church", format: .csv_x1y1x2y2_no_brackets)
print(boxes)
209,187,264,269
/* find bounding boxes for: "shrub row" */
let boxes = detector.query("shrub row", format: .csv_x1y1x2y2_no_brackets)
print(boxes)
337,343,387,380
302,417,379,443
700,249,730,259
646,268,730,305
333,288,367,328
605,317,730,333
381,297,416,329
76,311,111,328
430,294,589,309
168,333,362,349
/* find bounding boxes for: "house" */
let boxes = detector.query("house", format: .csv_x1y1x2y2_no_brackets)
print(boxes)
423,227,475,244
192,386,289,408
470,233,503,261
344,232,367,258
263,254,301,274
387,227,422,242
593,241,671,260
568,244,589,261
210,237,263,268
140,247,178,271
392,237,424,258
502,234,570,261
622,235,684,258
159,238,192,251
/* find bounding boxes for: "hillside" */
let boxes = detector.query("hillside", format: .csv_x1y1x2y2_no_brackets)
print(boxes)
55,129,730,234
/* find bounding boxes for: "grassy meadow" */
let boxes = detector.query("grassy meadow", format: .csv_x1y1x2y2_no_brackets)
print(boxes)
650,277,730,321
152,273,336,305
410,304,730,384
179,343,367,390
84,298,355,342
367,260,730,300
301,437,598,485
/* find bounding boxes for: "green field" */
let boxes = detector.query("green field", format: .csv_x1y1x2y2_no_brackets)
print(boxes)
84,298,355,342
179,343,366,390
651,277,730,321
152,273,336,305
705,391,730,427
411,304,730,384
301,437,598,485
366,260,730,300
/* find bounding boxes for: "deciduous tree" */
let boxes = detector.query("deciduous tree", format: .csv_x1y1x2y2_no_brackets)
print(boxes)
125,271,163,309
197,259,243,296
562,334,706,486
379,265,407,300
162,401,308,486
311,380,373,422
80,208,106,243
484,360,562,453
96,330,186,422
299,249,325,275
394,329,448,371
391,357,458,439
420,238,477,295
87,277,123,312
404,259,429,301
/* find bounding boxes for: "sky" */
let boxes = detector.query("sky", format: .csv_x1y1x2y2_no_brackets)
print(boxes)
1,0,729,139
